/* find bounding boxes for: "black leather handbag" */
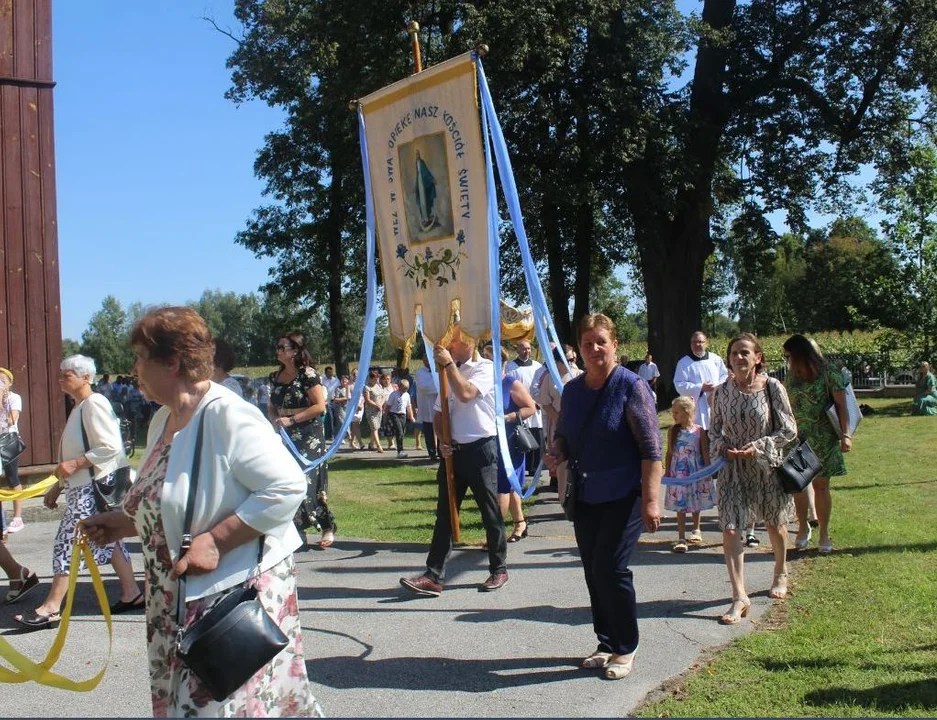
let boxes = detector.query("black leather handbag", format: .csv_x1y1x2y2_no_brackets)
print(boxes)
0,431,26,465
175,399,288,702
78,413,133,512
765,379,822,493
513,420,539,453
776,439,822,493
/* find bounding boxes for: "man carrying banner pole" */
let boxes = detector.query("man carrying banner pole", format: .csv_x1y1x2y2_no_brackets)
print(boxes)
399,330,508,596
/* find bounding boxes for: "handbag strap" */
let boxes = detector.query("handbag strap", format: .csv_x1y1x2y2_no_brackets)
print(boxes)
78,406,94,480
176,398,263,626
568,369,615,462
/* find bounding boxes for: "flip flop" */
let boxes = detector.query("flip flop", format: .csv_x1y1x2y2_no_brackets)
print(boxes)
14,610,61,630
109,591,145,614
319,532,335,548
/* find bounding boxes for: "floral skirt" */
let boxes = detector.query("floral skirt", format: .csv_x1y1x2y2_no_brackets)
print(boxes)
52,483,129,575
148,556,323,718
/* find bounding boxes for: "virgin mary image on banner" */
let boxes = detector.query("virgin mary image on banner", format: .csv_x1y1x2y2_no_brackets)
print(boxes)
399,133,454,244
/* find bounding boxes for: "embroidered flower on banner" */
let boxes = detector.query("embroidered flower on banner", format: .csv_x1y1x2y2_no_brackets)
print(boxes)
397,238,469,289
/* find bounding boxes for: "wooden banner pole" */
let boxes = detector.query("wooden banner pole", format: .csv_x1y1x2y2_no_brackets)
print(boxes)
437,361,461,543
406,21,423,74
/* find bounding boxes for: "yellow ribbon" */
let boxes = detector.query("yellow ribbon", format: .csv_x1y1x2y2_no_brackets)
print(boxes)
0,475,59,501
0,524,113,690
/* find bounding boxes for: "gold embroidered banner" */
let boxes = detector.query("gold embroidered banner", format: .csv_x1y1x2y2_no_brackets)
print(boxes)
359,52,490,347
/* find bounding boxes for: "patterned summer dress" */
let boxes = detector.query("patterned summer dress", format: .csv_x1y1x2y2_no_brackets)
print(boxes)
709,376,797,530
664,424,716,514
785,364,847,477
122,436,323,718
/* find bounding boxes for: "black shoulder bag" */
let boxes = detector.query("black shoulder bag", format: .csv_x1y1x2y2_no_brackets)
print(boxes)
765,378,822,494
0,431,26,466
79,405,133,513
175,399,288,702
561,374,613,522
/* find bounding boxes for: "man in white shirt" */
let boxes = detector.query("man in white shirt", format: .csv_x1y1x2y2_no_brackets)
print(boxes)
673,331,728,430
400,333,508,596
638,352,661,403
504,340,544,473
321,366,340,441
384,379,415,457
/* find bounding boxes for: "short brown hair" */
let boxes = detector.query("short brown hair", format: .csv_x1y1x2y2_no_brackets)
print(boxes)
130,306,214,383
578,313,617,344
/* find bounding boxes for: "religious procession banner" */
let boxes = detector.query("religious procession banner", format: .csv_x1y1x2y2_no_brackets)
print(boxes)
358,52,490,346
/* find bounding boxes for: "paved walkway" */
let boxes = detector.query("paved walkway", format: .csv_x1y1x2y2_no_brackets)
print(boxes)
1,471,787,718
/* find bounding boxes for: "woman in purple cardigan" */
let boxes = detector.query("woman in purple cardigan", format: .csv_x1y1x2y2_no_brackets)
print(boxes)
548,314,663,680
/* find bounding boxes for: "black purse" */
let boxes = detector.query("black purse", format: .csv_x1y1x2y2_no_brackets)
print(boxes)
765,379,822,493
175,399,288,702
78,410,133,512
560,375,612,522
0,431,26,466
513,419,539,453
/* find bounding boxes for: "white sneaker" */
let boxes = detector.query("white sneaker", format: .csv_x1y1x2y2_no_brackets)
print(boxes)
6,518,25,533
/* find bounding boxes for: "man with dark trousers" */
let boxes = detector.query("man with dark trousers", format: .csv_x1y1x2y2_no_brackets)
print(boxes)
400,332,508,596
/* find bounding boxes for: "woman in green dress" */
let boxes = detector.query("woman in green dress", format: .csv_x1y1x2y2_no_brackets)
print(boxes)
782,335,852,554
912,362,937,416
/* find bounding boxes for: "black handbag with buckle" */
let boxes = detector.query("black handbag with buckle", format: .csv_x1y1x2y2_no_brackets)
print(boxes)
0,431,26,466
765,378,822,493
78,409,133,512
512,419,539,453
175,399,288,702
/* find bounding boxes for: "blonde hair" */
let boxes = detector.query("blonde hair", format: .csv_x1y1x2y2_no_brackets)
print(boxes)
672,395,696,420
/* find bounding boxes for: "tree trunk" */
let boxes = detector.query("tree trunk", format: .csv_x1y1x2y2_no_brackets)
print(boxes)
543,199,572,345
639,0,735,407
572,200,595,333
327,162,349,376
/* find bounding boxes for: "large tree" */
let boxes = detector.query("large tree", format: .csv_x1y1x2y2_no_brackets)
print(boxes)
80,295,135,374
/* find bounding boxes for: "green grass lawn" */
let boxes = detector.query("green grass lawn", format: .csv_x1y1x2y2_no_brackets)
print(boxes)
637,397,937,718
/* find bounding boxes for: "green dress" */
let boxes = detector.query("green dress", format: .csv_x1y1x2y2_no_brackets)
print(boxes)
785,363,846,477
912,372,937,416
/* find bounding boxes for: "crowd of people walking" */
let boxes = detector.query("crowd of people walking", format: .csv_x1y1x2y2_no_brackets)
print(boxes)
3,303,934,716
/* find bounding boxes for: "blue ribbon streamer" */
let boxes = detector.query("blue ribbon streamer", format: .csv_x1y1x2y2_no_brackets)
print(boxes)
278,109,380,473
660,457,726,486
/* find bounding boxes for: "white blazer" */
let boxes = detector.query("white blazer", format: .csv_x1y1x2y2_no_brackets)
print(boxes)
61,393,126,488
138,382,306,601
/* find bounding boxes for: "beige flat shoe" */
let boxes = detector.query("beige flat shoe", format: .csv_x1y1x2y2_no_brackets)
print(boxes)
604,653,636,680
581,651,612,669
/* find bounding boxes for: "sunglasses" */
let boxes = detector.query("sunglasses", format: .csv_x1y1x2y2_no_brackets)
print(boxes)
276,344,294,352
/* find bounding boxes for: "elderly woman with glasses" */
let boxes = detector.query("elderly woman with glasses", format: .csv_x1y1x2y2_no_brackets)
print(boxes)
267,333,336,549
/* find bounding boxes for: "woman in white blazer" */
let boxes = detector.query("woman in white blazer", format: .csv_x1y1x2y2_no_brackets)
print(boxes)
84,307,322,718
13,355,142,630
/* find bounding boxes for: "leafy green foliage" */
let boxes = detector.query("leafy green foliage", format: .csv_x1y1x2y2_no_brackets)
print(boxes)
79,295,135,374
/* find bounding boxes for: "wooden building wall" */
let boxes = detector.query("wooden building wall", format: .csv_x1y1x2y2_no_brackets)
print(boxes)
0,0,65,469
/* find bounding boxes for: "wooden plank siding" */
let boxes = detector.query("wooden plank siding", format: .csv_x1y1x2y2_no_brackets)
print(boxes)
0,0,64,469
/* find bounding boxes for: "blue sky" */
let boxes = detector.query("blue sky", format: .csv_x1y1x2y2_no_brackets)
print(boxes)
55,2,282,339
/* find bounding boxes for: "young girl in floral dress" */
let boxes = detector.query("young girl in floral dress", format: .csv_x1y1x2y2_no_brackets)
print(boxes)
665,396,716,552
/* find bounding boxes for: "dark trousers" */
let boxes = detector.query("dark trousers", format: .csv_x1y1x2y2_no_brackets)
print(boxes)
390,413,407,452
574,492,644,655
426,436,506,581
525,427,544,474
422,421,438,459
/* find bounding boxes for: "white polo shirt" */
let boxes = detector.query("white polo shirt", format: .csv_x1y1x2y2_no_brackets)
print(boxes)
434,358,496,443
386,389,412,415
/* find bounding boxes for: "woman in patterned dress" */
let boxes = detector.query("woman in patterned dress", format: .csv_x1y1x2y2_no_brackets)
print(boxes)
84,308,323,717
13,354,142,630
267,332,336,549
782,335,852,554
709,334,797,625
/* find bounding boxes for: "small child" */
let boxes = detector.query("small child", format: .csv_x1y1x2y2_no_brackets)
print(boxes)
665,396,716,552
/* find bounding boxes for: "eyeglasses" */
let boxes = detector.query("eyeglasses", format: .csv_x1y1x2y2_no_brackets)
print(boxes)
276,344,294,352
